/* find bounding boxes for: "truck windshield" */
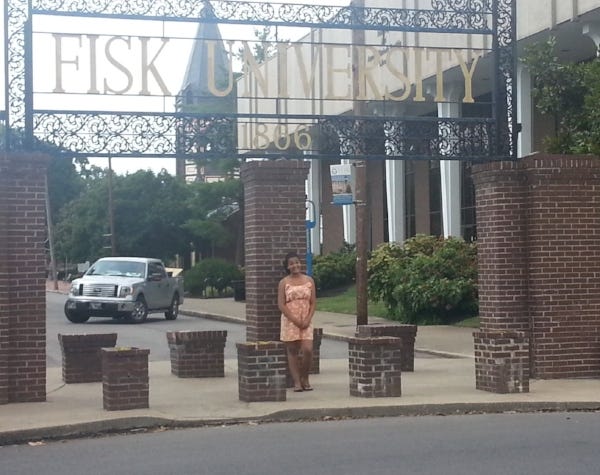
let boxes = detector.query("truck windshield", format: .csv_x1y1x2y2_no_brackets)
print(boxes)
87,260,145,278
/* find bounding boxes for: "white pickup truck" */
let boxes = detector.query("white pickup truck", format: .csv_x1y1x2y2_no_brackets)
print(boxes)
64,257,184,324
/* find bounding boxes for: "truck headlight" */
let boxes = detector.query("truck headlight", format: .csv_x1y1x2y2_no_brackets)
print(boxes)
69,283,79,296
119,286,132,298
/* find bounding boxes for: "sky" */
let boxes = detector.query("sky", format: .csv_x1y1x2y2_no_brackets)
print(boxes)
1,0,351,175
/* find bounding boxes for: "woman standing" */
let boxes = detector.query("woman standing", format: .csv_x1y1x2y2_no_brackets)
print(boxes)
277,251,316,392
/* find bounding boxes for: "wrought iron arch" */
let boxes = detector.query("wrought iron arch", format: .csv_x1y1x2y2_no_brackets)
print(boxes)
2,0,516,161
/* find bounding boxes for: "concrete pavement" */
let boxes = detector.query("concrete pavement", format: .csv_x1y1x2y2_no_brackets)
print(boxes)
1,290,600,445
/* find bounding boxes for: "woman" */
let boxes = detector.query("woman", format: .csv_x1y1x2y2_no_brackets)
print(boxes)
277,251,316,392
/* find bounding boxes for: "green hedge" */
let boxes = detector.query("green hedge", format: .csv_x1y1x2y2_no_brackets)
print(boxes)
367,235,478,324
312,244,356,292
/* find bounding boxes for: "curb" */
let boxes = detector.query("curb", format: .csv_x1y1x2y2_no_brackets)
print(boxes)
2,401,600,446
180,309,472,359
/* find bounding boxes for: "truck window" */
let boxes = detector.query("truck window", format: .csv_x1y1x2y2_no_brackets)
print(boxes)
148,262,166,280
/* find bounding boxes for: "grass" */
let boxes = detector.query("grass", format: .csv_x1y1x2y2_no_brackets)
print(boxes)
316,284,480,327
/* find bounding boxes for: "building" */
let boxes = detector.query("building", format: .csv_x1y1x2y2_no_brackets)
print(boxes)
180,0,600,254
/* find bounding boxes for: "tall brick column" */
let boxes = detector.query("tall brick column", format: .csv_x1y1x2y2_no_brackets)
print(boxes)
240,160,310,342
0,152,50,404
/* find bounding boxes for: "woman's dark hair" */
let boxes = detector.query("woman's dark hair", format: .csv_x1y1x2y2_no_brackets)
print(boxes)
282,251,300,274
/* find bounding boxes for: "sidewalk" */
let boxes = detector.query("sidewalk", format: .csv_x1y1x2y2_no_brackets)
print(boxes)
1,290,600,446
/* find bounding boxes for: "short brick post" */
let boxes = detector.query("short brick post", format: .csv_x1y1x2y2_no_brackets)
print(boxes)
58,333,118,383
310,328,323,374
167,330,227,378
473,330,530,394
356,324,417,372
237,342,287,402
348,337,402,398
101,347,150,411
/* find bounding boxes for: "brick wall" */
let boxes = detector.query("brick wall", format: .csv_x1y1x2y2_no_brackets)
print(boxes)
0,152,49,404
102,347,150,411
167,330,227,378
348,336,402,397
237,341,287,402
59,333,118,383
240,160,310,342
473,154,600,380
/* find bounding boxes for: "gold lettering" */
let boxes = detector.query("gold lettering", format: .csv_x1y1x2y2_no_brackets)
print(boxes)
357,46,382,100
454,49,480,103
52,33,82,93
103,36,133,95
428,48,448,102
325,44,352,100
384,47,411,101
277,42,289,99
240,41,269,97
293,43,321,99
206,40,234,97
139,37,171,95
412,47,425,102
87,35,100,94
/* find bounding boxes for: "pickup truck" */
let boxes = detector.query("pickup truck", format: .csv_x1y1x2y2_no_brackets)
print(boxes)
64,257,184,324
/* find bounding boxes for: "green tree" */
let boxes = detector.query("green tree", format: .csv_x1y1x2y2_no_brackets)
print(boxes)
521,37,600,154
182,179,243,259
53,169,193,263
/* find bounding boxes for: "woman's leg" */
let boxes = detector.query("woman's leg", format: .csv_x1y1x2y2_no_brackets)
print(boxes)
285,341,303,391
300,339,314,390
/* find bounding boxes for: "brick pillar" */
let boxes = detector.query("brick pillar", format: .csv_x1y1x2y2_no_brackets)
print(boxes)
471,161,530,392
474,330,530,393
102,347,150,411
240,160,310,341
348,337,402,398
59,333,118,383
472,161,529,333
0,152,50,404
167,330,227,378
356,324,417,372
237,342,287,402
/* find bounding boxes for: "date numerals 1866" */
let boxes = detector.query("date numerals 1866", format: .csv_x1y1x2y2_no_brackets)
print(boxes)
240,123,312,151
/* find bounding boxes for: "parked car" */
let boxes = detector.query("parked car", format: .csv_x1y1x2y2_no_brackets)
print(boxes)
64,257,184,323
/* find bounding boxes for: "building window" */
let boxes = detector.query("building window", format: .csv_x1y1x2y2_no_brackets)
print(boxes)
405,161,416,238
429,160,442,236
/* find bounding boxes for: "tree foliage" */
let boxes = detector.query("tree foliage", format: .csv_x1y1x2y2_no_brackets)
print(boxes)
51,166,243,267
367,235,478,325
522,37,600,154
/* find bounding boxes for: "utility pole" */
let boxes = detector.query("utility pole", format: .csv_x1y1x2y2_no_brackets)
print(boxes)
352,0,368,326
107,155,117,256
44,173,58,291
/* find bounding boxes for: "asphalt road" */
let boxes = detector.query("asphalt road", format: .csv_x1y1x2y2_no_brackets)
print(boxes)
3,412,600,475
46,292,348,366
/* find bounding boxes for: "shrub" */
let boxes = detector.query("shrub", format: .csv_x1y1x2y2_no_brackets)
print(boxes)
184,258,244,297
367,235,477,324
312,244,356,292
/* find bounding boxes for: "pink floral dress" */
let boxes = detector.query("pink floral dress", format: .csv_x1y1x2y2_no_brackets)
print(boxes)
280,281,314,342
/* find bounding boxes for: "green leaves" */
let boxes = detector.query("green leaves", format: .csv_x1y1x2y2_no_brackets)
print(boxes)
522,37,600,154
367,235,478,325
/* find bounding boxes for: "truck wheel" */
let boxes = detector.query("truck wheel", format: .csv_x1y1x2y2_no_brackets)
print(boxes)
165,294,179,320
64,302,90,323
128,296,148,323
